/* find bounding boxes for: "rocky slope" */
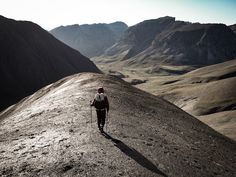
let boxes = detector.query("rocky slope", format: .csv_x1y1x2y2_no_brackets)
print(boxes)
50,22,128,57
95,16,236,67
0,73,235,177
136,59,236,140
0,15,100,111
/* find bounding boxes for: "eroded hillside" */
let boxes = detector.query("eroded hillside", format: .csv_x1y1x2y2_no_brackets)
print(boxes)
136,59,236,140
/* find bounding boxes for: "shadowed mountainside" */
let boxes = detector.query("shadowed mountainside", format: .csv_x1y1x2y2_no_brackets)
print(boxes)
50,22,128,57
94,16,236,68
0,15,100,111
0,73,235,177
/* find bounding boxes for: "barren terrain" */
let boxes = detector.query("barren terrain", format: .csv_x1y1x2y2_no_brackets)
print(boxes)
94,59,236,140
1,73,235,176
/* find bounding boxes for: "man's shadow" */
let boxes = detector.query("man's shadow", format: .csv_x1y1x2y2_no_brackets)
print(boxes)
101,132,168,177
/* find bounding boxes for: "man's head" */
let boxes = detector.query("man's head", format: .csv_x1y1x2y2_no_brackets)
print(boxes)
98,87,104,93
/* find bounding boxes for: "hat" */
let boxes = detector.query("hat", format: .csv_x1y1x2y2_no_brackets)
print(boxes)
98,87,104,93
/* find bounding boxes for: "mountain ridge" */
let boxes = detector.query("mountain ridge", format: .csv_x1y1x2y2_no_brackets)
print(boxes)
0,73,235,176
95,16,236,67
50,22,128,57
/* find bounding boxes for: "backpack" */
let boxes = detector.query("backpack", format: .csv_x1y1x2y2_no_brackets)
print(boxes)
94,93,106,110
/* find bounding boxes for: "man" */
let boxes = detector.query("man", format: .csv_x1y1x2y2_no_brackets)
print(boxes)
91,87,109,132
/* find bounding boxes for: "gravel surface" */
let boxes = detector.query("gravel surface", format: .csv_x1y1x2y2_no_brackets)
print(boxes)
0,73,235,177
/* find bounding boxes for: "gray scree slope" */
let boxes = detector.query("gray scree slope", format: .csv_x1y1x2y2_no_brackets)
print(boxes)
0,73,235,177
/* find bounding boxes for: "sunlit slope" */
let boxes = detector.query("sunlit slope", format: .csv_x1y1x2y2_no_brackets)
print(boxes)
0,73,235,177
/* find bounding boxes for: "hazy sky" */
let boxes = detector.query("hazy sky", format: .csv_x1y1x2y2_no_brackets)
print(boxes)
0,0,236,30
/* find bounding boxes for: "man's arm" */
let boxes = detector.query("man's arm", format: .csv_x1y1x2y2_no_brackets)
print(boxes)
90,99,95,106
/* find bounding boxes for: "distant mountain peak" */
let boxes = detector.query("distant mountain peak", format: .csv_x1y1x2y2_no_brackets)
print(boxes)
102,16,236,66
50,21,128,57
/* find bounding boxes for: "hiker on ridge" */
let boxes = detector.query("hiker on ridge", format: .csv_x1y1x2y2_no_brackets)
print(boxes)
90,87,109,132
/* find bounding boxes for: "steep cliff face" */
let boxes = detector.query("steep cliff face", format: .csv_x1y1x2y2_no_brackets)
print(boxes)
50,22,128,57
0,73,235,177
0,16,100,111
101,17,236,67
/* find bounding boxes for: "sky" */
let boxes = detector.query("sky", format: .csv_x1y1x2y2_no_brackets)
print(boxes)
0,0,236,30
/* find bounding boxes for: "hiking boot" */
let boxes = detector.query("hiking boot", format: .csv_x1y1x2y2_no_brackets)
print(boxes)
100,127,104,133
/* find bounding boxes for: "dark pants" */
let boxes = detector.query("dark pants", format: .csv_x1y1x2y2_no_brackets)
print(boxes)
96,110,106,129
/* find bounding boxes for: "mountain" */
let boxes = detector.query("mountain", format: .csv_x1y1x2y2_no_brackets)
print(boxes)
0,73,235,177
136,59,236,140
96,16,236,67
107,22,129,38
0,15,100,111
50,22,128,57
88,16,236,140
230,24,236,33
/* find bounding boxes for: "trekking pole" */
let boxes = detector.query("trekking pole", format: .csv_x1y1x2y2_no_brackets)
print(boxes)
90,101,93,140
106,111,109,133
90,106,92,128
90,101,93,128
